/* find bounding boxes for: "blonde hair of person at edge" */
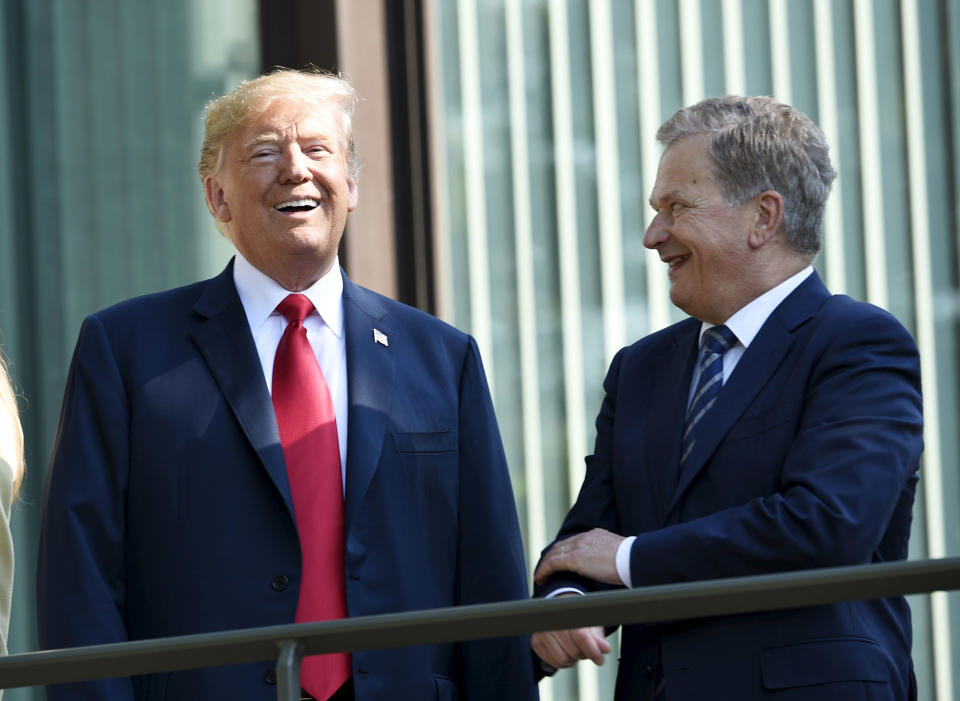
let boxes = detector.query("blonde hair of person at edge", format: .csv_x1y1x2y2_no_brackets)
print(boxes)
0,352,24,665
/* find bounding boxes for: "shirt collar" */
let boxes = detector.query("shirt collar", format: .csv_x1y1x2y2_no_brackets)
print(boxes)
233,252,344,338
699,266,814,348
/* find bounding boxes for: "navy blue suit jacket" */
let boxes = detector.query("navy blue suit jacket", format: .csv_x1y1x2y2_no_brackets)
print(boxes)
38,261,537,700
539,272,923,700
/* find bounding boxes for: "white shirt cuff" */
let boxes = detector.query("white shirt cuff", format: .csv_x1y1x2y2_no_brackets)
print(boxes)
616,536,636,587
545,587,586,598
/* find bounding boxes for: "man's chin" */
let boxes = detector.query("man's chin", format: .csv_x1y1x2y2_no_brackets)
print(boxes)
668,286,688,312
279,227,342,256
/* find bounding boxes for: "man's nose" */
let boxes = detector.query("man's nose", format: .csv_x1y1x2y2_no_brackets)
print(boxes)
643,213,669,249
280,147,311,182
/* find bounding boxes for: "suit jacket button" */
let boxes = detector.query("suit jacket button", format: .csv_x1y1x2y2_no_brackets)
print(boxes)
265,668,277,685
272,575,289,591
643,664,654,678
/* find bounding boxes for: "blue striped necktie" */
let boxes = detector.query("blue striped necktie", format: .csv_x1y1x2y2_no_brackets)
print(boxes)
682,325,737,465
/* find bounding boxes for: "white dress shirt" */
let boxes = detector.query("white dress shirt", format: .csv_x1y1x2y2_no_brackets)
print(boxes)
614,266,814,587
233,253,349,490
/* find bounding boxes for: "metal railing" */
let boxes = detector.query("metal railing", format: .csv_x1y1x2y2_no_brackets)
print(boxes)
2,557,959,699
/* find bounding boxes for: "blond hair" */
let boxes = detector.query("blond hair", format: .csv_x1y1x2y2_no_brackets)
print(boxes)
198,68,360,186
0,355,23,500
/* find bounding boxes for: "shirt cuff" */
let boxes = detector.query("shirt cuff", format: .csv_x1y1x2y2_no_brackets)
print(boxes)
616,536,636,588
545,587,586,599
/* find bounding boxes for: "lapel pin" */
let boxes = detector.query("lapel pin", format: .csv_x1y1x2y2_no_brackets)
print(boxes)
373,328,389,347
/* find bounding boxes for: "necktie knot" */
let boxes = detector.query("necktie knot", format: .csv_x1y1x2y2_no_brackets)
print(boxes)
276,293,315,325
701,324,736,356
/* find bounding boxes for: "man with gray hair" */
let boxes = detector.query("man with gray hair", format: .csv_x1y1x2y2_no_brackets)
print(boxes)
38,69,537,701
531,96,922,700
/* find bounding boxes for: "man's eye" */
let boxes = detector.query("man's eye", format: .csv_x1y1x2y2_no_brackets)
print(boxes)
251,150,277,159
306,145,328,156
670,202,685,214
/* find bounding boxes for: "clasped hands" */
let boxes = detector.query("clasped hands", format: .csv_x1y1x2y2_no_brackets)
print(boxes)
530,528,625,670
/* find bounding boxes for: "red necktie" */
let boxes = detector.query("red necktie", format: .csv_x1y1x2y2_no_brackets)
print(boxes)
272,294,350,700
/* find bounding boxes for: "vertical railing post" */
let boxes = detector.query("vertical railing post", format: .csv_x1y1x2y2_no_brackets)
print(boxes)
276,640,303,701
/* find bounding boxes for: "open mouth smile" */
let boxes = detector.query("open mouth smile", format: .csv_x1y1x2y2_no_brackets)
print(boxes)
273,198,320,213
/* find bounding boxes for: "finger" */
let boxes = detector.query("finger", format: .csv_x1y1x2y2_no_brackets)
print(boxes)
550,629,583,663
568,627,609,666
535,541,576,583
545,633,579,669
534,558,556,585
530,632,557,666
591,626,612,654
531,631,577,669
554,627,604,666
533,559,555,585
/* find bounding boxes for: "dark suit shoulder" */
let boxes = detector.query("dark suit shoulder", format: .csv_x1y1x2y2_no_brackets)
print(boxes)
344,279,473,348
819,293,910,327
797,293,919,354
88,278,211,330
71,268,240,380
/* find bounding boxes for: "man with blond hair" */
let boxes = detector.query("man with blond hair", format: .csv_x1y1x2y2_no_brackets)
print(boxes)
38,69,537,701
532,96,922,700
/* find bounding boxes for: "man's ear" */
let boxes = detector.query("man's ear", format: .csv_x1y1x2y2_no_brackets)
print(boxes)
203,176,232,222
346,176,359,212
749,190,784,249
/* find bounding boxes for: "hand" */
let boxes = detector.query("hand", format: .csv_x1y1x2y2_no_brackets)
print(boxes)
534,528,625,586
531,626,611,668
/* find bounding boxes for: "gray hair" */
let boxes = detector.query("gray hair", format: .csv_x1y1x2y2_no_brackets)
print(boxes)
198,68,361,183
657,95,835,256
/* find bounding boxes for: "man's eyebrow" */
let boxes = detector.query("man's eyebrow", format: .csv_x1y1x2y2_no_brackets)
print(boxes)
649,189,683,209
242,134,281,150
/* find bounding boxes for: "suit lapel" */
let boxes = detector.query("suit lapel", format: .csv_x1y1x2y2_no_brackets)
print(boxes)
190,261,293,516
341,275,395,532
667,271,831,516
647,320,700,525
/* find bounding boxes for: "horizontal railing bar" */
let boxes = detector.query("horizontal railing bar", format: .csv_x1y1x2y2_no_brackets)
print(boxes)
3,557,959,689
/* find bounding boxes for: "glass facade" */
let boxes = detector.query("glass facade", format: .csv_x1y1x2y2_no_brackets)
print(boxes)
0,2,260,699
428,1,960,700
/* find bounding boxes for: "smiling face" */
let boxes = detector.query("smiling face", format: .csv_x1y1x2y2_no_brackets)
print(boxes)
643,135,762,324
203,98,358,291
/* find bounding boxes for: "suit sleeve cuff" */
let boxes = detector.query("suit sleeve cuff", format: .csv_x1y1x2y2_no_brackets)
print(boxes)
616,536,636,588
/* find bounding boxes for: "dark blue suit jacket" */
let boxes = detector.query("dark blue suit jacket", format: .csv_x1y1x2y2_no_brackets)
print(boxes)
540,272,922,700
38,261,537,700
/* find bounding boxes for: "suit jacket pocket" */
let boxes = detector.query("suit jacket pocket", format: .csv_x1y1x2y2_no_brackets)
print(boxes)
393,430,456,453
761,637,889,689
725,401,793,443
433,674,461,700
